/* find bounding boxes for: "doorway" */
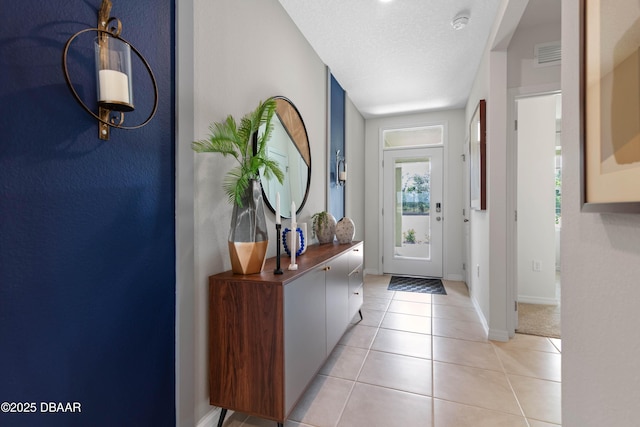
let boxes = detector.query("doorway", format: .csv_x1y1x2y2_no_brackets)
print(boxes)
382,146,443,277
511,92,562,337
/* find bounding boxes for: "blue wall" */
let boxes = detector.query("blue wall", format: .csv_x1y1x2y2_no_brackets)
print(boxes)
0,1,176,426
329,74,345,220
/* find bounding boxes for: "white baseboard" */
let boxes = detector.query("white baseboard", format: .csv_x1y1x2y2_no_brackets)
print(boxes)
196,407,222,427
445,274,464,281
363,267,380,277
488,328,509,342
468,292,509,342
469,293,490,338
518,295,558,305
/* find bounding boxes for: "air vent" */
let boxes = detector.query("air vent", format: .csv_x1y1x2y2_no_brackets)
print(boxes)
534,41,561,67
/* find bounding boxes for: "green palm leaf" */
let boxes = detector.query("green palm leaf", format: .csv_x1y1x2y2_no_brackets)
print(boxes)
193,98,283,207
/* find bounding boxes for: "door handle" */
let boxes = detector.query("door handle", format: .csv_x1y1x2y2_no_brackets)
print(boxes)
464,219,469,223
436,216,442,221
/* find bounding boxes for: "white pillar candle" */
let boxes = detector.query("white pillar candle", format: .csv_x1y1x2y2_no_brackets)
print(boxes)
290,221,296,266
289,221,298,270
275,192,281,224
99,69,130,104
291,201,296,225
340,162,347,182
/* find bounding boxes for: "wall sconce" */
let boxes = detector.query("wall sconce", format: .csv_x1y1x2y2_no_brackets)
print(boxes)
62,0,158,140
336,149,347,186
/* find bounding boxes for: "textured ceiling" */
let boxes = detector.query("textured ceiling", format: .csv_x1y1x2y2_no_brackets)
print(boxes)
278,0,562,118
278,0,502,118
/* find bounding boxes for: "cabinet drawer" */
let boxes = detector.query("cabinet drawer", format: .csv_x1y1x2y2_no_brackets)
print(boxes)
348,284,363,321
348,265,363,294
348,244,363,272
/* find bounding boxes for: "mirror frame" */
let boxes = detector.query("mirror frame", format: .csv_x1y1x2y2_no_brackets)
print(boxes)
257,96,311,218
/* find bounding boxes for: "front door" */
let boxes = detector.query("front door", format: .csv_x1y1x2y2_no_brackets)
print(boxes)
383,147,443,277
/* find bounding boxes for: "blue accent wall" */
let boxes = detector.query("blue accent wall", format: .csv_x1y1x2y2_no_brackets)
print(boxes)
0,1,176,426
329,74,345,220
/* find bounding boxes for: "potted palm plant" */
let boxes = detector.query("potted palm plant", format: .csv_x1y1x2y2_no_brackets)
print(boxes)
192,99,284,274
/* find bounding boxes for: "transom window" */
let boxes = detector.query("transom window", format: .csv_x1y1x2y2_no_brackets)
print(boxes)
383,125,444,149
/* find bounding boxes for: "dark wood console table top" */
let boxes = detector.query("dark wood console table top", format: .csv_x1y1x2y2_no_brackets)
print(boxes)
210,241,362,285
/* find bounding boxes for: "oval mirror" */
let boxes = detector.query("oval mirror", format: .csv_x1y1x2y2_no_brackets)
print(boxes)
258,96,311,218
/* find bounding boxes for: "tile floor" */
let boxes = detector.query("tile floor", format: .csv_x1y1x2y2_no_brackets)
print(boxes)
222,275,562,427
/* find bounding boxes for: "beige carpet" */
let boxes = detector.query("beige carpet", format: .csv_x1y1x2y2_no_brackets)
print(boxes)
516,303,561,339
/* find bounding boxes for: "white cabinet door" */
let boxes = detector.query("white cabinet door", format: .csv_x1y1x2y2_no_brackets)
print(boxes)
325,252,350,353
284,265,327,414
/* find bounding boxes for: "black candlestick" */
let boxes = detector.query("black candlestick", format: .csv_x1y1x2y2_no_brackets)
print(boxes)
274,223,283,274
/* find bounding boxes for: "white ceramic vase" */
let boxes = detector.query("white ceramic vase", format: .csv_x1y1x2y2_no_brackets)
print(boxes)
335,217,355,244
284,222,307,255
314,213,336,244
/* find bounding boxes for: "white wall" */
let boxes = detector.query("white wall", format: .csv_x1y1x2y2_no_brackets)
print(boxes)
176,0,195,425
516,95,557,304
188,0,354,424
506,1,562,311
505,1,561,331
465,0,564,341
465,0,529,341
562,0,640,425
364,109,465,281
466,49,511,340
465,47,492,333
345,97,366,241
507,23,561,89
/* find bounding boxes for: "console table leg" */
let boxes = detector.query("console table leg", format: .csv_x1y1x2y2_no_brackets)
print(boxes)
217,408,227,427
277,423,283,427
359,309,363,321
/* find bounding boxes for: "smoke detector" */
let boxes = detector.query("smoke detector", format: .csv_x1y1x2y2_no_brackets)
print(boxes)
451,14,469,30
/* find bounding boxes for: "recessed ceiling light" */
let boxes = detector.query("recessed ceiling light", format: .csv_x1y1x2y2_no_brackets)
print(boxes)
379,0,394,3
451,14,469,30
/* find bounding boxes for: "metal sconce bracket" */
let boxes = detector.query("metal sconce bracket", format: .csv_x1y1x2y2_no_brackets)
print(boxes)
62,0,158,140
98,0,115,140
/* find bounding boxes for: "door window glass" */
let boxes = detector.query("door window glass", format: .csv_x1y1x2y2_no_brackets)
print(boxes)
394,157,431,260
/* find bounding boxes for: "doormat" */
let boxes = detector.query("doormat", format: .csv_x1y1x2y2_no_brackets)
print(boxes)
387,276,447,294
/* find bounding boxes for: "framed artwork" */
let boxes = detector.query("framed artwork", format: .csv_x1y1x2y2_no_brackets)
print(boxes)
581,0,640,212
470,99,486,210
